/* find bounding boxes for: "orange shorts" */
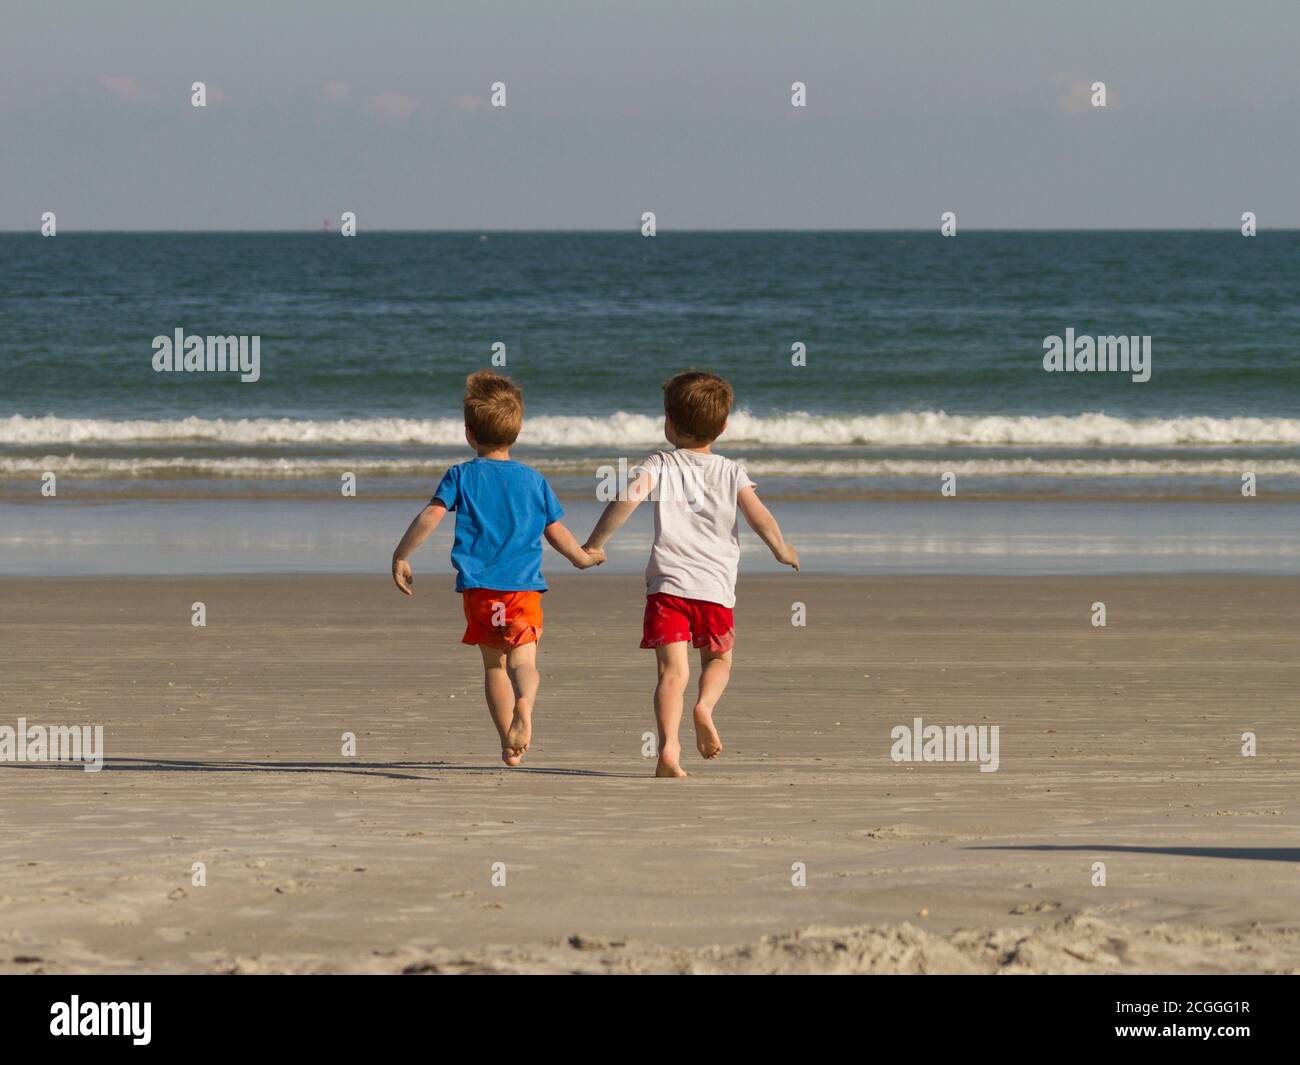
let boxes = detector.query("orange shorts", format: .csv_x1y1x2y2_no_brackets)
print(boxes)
461,588,543,650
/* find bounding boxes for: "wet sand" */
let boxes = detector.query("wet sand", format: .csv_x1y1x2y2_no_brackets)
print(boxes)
1,573,1297,974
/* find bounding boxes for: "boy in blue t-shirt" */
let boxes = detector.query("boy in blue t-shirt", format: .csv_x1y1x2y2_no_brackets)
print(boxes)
391,371,603,765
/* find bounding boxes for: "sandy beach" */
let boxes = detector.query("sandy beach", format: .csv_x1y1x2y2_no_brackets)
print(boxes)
1,572,1296,974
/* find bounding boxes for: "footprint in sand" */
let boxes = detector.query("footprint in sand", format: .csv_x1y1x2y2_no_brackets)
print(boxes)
1010,900,1062,915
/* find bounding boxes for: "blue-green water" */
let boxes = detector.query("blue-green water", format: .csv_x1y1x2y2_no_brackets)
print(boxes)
2,231,1297,573
6,230,1300,416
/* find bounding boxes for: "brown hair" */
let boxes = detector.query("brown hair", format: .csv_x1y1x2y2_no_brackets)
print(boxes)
463,370,524,448
663,370,733,443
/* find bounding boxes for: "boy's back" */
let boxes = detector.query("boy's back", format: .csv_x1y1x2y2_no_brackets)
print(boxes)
581,369,798,777
390,370,601,768
434,457,563,592
641,447,753,608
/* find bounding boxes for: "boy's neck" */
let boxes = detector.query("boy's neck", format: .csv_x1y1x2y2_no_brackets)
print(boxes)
475,447,511,461
678,442,713,454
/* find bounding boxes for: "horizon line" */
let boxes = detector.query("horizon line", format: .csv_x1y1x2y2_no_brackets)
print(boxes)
2,226,1293,234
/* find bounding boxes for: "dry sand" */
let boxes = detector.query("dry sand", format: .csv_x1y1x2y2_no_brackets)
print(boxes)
1,573,1297,974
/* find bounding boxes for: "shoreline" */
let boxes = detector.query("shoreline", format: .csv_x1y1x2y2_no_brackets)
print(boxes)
3,490,1298,504
5,498,1299,578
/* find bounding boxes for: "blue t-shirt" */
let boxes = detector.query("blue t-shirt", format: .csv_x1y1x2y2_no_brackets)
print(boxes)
432,458,564,592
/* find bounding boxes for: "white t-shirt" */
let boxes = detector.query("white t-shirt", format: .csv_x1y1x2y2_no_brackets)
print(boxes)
639,448,755,608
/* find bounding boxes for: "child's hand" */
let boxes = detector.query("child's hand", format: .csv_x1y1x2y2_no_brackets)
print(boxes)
582,544,606,566
392,557,415,595
774,543,800,572
572,546,604,570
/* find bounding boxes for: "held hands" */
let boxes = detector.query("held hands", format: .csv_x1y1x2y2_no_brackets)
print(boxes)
774,543,800,572
392,556,414,595
576,543,606,569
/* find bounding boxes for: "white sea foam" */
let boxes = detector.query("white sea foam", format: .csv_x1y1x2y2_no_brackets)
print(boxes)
3,454,1298,481
5,411,1300,448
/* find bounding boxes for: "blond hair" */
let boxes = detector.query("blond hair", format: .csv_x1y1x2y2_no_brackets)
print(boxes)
463,370,524,447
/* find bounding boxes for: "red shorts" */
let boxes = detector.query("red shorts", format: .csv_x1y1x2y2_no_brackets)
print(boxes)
641,593,735,653
461,589,543,650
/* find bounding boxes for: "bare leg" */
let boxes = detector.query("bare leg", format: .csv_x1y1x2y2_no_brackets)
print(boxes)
653,642,690,777
693,648,731,759
478,645,520,765
504,641,540,762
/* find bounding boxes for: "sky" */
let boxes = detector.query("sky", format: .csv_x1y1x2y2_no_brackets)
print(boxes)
2,0,1297,230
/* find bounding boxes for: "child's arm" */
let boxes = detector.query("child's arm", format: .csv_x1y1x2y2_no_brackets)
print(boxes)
584,468,654,552
545,521,604,569
391,501,448,595
737,486,800,571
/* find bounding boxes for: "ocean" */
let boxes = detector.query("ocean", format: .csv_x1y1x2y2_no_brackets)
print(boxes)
2,231,1297,574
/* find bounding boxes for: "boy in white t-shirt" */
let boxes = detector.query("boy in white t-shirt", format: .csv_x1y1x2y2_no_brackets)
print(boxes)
584,371,800,777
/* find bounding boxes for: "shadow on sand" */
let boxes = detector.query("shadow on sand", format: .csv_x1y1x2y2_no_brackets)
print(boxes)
971,844,1300,864
0,756,640,782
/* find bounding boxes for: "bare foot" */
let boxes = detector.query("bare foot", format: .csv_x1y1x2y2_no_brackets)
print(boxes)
693,705,723,759
505,699,532,762
655,741,688,777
